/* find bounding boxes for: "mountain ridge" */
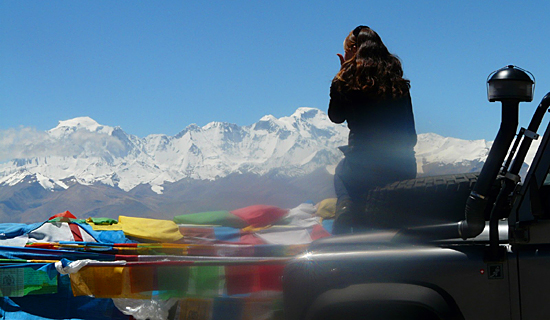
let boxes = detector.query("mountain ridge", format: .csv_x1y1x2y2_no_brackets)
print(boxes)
0,108,502,193
1,107,537,222
1,107,349,193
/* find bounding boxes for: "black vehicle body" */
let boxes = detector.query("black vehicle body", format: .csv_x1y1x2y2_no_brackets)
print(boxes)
283,83,550,319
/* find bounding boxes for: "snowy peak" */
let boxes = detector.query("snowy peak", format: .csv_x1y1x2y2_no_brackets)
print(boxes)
415,133,491,163
290,107,323,121
49,116,114,138
254,115,287,132
174,124,201,139
57,116,101,130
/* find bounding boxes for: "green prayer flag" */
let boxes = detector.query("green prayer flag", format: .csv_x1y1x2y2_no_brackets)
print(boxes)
174,211,247,228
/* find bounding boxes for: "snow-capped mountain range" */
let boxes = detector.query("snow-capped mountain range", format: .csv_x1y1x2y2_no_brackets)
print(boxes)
1,107,525,195
1,108,348,194
0,107,542,223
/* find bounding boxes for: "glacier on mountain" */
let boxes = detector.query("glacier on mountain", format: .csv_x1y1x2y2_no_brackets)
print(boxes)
0,108,537,194
0,108,348,193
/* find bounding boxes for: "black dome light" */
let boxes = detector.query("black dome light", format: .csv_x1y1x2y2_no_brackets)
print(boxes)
487,65,534,102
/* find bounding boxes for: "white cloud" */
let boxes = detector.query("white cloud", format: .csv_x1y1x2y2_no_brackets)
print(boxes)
0,126,126,162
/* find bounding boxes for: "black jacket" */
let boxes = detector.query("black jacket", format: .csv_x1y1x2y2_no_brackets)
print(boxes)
328,83,417,164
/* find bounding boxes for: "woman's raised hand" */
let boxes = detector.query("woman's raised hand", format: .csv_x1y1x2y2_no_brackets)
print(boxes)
337,53,345,66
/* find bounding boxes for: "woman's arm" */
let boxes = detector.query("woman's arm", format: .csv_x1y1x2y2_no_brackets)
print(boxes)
400,93,417,147
328,83,347,124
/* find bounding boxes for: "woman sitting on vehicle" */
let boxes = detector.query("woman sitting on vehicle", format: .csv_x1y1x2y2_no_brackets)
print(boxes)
329,26,417,234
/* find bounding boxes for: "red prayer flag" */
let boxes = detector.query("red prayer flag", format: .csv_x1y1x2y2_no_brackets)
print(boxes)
230,205,288,227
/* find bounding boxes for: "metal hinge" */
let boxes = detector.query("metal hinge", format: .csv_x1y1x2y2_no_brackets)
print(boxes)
523,129,539,140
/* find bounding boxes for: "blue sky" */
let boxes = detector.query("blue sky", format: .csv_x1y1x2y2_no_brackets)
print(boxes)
1,1,550,141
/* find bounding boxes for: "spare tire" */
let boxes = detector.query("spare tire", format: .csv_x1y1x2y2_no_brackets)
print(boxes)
363,173,483,229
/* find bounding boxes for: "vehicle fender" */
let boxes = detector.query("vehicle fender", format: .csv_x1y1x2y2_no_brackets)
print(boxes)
304,282,464,320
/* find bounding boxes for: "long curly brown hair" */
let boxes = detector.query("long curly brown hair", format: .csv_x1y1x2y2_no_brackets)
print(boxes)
333,26,410,98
